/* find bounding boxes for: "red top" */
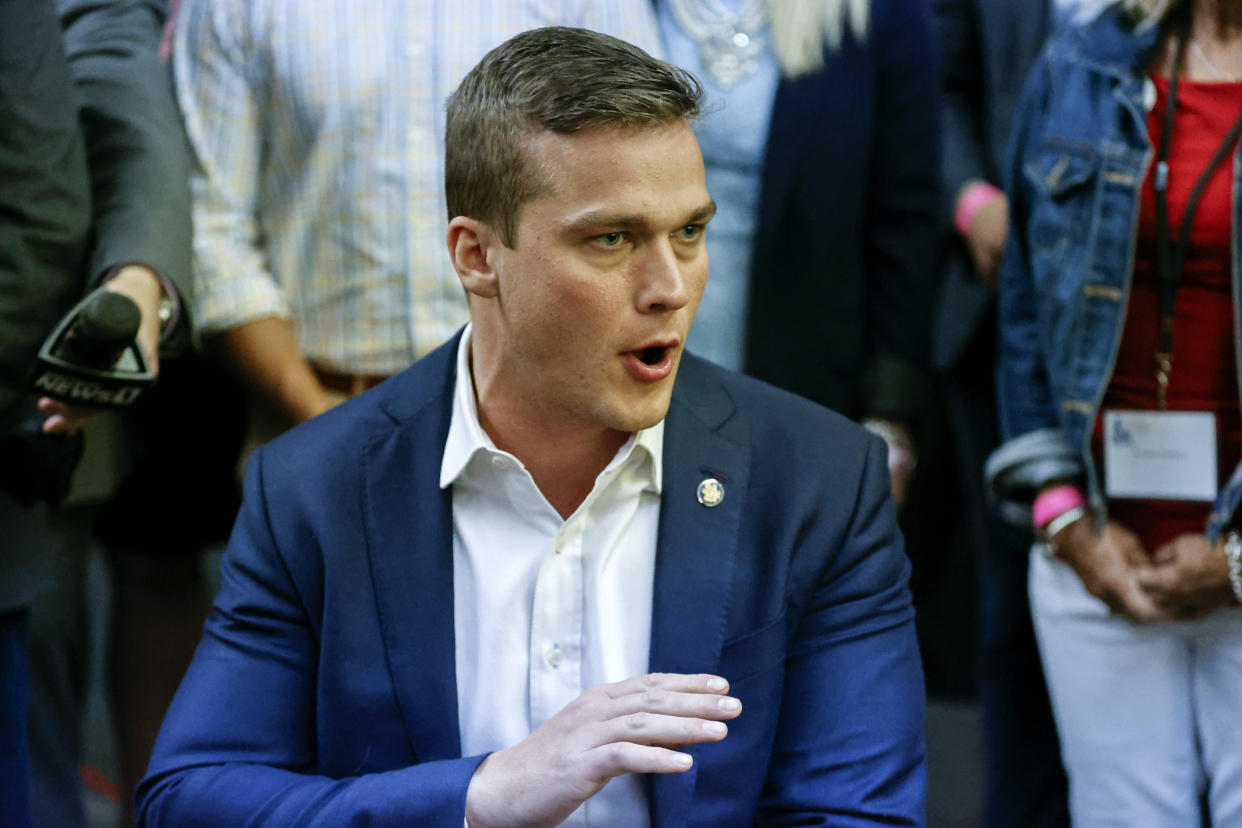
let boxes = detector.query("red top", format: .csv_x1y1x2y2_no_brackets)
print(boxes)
1091,75,1242,554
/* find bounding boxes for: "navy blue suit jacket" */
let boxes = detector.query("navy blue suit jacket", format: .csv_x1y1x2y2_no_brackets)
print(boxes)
137,335,926,827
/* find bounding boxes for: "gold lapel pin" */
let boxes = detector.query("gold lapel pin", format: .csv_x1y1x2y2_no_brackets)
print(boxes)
697,478,725,507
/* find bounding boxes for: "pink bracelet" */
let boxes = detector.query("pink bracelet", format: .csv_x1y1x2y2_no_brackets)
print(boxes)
1032,484,1087,529
954,181,1004,238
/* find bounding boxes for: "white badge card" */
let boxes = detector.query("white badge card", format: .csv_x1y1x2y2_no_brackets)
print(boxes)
1104,410,1217,501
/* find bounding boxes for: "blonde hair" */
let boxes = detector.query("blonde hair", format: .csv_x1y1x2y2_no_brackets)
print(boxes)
1121,0,1186,29
769,0,869,78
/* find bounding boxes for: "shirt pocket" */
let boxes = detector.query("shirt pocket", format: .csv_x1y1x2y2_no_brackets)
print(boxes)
1023,142,1099,296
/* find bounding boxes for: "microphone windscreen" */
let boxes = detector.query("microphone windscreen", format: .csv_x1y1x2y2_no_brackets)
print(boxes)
65,291,141,368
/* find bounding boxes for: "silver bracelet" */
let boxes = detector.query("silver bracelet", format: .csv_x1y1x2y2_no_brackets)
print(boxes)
1223,532,1242,605
1038,505,1087,555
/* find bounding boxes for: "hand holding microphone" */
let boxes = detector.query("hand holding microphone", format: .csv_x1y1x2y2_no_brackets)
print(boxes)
33,265,163,434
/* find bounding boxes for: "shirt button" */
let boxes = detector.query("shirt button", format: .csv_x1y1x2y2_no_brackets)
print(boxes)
490,455,508,469
546,646,563,667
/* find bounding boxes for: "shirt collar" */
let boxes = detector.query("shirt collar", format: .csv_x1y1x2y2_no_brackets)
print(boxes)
438,323,664,493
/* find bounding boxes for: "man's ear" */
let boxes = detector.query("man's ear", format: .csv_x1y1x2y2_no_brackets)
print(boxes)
447,216,500,299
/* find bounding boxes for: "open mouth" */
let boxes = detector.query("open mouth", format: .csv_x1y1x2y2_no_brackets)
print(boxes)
636,345,670,366
622,341,677,382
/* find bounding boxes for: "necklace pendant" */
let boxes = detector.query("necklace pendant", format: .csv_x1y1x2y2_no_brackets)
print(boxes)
669,0,767,87
1155,352,1172,411
702,40,757,86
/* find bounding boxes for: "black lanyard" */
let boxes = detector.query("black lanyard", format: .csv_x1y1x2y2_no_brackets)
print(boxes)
1152,16,1242,409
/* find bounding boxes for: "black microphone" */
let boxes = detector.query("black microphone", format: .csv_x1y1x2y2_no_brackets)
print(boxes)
60,290,142,368
29,286,155,409
1,288,153,508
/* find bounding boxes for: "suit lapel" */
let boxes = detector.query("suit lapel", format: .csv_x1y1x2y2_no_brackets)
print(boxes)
648,357,750,828
362,338,462,762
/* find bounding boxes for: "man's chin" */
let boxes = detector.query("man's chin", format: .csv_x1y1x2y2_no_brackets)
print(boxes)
611,387,674,433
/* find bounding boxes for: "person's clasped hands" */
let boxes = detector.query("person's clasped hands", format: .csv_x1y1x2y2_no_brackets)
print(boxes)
1051,515,1237,622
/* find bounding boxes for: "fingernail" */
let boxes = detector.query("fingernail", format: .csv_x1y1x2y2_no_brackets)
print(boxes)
675,752,693,768
706,677,727,692
705,720,726,735
718,696,741,712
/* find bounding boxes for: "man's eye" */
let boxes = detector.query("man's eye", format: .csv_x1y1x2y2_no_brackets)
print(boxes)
597,232,625,247
678,224,702,240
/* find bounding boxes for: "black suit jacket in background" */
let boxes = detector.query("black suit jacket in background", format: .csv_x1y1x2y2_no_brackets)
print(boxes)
931,0,1051,371
58,0,193,349
0,0,93,433
744,0,943,425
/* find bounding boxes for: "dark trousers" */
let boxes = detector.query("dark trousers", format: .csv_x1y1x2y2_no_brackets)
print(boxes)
26,353,244,828
944,318,1069,828
1,609,33,828
27,528,89,828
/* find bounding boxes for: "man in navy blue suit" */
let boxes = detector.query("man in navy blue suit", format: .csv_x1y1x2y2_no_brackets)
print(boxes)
138,27,926,827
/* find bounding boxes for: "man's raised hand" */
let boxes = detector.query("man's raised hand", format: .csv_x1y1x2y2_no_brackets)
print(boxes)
464,672,741,828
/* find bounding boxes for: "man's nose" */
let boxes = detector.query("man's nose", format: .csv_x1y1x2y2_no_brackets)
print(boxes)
635,238,696,313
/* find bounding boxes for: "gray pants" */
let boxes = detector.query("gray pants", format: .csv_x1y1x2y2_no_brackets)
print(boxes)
1031,549,1242,826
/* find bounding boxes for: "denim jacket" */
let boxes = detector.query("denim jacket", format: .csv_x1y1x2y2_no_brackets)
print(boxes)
987,6,1242,540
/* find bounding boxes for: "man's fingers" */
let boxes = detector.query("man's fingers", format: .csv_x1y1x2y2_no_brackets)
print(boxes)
603,685,742,722
593,709,730,753
584,742,695,778
602,672,729,700
586,674,741,755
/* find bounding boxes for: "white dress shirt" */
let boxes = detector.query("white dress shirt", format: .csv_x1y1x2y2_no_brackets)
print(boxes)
441,327,662,826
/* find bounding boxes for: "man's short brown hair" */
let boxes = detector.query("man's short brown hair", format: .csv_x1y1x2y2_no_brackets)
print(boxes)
445,26,702,248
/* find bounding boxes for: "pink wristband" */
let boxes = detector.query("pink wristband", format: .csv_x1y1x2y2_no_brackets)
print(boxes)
1032,485,1087,529
954,181,1003,238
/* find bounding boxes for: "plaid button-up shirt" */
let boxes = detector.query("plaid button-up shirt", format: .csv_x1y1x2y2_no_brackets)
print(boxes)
174,0,661,373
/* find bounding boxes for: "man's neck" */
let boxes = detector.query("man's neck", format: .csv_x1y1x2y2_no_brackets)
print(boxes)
466,334,630,518
476,398,630,519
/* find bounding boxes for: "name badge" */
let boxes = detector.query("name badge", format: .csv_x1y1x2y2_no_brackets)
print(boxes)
1104,410,1217,501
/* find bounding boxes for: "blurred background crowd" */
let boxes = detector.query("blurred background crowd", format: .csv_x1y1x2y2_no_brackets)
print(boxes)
4,0,1242,825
